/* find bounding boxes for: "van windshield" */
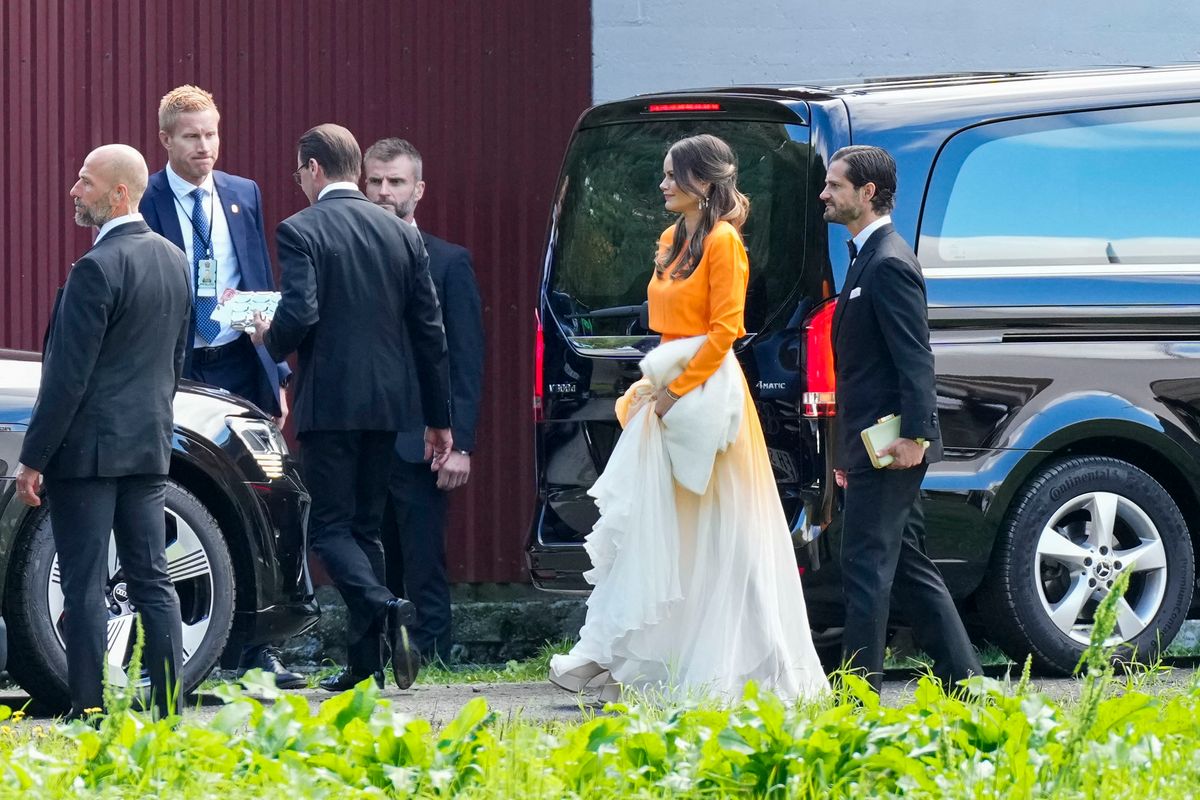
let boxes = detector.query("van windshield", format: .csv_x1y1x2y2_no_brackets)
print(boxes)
546,120,813,340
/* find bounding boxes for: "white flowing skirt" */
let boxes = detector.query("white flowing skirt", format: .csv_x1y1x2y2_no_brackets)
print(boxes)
552,369,830,702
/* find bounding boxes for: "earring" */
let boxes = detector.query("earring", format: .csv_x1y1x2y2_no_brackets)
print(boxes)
699,195,709,211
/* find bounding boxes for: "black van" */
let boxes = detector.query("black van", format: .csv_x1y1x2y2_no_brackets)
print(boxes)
529,65,1200,674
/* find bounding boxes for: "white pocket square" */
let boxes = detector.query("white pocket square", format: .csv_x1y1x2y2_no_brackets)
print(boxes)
849,287,862,299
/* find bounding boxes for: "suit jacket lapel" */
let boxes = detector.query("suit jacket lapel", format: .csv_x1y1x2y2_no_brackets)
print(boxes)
151,172,186,251
212,172,249,286
831,223,893,347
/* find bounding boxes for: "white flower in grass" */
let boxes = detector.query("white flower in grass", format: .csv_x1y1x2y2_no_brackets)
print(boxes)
660,770,694,792
427,768,455,790
382,765,420,793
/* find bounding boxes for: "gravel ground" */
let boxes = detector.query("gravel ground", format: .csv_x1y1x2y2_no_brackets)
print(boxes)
4,665,1195,726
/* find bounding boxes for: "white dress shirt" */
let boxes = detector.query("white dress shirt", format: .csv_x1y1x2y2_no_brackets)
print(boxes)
852,214,893,258
166,163,243,347
92,212,144,245
317,181,360,200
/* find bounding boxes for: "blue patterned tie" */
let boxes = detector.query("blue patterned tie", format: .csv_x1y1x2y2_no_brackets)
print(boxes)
189,188,221,343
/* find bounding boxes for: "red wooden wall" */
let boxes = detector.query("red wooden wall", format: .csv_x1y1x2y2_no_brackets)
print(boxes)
0,0,591,582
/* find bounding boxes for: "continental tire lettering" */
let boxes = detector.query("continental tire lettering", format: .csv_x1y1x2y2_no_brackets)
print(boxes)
1048,469,1116,502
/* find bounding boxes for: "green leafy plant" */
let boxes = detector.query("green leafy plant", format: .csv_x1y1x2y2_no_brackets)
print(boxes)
3,613,1200,798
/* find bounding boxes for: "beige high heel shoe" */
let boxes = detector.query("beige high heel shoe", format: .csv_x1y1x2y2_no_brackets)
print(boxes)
548,657,607,693
595,676,622,704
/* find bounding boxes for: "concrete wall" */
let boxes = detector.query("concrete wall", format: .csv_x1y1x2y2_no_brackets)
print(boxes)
593,0,1200,102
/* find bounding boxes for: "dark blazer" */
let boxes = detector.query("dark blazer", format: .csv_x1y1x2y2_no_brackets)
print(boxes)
264,188,451,433
395,231,484,462
20,221,191,477
140,168,289,413
831,223,942,472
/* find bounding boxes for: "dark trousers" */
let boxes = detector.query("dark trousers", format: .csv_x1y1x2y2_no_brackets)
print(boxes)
45,474,183,717
839,464,982,692
301,430,397,673
383,459,451,662
187,334,278,417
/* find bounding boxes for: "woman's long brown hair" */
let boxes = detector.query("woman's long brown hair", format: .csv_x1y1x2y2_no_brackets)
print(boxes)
655,134,750,279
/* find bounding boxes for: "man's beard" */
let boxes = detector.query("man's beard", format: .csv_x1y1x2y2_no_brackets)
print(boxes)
379,198,417,220
823,203,858,226
75,198,115,228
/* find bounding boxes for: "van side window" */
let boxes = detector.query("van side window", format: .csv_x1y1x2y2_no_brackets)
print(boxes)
919,104,1200,270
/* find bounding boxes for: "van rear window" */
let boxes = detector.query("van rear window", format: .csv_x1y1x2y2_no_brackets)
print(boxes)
921,104,1200,271
546,120,812,339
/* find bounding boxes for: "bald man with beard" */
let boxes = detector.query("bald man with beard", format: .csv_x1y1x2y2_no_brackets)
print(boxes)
15,144,192,720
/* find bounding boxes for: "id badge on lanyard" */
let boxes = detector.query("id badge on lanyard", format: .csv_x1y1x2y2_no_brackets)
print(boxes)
197,256,218,297
176,189,220,297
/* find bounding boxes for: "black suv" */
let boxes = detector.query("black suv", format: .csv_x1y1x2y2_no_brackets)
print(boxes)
528,65,1200,674
0,348,319,710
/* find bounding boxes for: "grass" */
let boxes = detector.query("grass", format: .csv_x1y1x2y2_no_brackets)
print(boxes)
297,639,576,689
884,642,1013,672
3,657,1200,798
3,573,1200,797
415,640,573,685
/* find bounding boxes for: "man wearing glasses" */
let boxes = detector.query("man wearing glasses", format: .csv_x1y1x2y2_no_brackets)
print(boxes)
140,85,304,689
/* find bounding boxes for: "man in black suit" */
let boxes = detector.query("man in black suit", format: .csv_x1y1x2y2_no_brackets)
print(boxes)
363,138,484,664
251,124,452,691
821,145,982,692
15,144,191,718
139,84,304,688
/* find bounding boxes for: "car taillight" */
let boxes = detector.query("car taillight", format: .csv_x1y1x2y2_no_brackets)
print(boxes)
533,309,544,421
647,102,722,113
801,299,837,418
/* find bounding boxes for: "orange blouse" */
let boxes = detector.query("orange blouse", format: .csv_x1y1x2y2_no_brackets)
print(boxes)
648,221,749,396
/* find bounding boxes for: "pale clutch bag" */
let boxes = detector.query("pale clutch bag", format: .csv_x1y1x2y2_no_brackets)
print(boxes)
860,414,927,469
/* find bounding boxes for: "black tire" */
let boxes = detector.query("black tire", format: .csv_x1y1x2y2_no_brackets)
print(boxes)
978,456,1194,676
4,480,235,712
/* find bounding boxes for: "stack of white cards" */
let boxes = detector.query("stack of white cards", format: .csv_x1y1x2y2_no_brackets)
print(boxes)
209,291,281,333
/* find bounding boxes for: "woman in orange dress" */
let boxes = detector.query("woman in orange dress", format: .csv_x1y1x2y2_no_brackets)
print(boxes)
549,134,828,702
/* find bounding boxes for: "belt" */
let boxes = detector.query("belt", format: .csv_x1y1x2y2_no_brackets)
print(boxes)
192,337,244,365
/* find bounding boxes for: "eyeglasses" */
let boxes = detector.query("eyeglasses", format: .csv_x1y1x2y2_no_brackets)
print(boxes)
292,166,304,185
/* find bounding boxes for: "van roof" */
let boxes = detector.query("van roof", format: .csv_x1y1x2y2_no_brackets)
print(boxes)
636,64,1200,103
615,64,1200,135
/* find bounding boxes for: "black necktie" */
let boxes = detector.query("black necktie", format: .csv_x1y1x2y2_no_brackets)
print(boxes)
847,239,858,262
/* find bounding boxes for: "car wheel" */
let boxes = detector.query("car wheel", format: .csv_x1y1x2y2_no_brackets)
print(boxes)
4,480,235,712
978,456,1194,676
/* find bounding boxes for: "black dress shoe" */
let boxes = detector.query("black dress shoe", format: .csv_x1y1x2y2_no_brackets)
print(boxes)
384,598,420,690
60,708,105,727
318,668,385,692
239,645,307,689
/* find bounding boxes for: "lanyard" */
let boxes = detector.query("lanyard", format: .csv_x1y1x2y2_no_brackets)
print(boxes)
172,189,216,259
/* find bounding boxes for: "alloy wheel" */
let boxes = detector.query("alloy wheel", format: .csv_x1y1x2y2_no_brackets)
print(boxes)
45,508,215,687
1035,490,1168,646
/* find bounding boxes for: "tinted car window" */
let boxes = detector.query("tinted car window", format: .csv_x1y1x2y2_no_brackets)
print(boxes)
548,120,811,338
920,104,1200,268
